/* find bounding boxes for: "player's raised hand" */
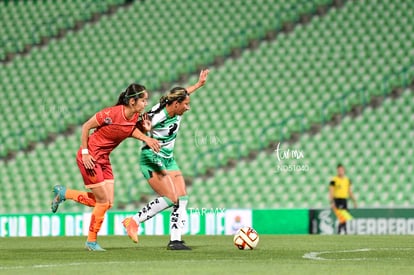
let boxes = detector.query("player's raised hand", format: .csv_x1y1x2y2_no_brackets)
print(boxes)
141,113,152,132
186,69,210,94
197,69,209,87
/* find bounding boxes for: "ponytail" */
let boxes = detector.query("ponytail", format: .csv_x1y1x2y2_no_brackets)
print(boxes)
115,83,146,106
148,95,168,115
116,91,128,106
148,87,188,114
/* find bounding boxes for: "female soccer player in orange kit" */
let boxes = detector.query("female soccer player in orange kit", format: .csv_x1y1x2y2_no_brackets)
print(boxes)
51,83,160,251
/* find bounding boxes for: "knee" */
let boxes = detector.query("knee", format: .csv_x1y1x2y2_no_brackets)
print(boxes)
104,201,111,210
107,198,113,210
94,201,111,212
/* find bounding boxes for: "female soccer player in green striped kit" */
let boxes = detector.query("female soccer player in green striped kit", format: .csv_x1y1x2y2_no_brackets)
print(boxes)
123,69,209,250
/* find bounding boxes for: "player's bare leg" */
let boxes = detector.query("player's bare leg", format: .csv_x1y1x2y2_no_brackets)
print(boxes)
123,171,175,243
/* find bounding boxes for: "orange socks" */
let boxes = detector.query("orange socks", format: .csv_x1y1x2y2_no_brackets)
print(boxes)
65,189,96,207
64,190,110,242
87,202,110,242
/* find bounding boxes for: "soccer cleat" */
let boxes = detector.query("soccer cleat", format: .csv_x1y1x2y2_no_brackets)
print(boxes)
85,241,106,252
51,185,66,213
122,217,139,243
167,240,192,250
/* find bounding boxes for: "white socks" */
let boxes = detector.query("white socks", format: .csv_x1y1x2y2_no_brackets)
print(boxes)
170,196,188,241
133,196,173,224
131,195,189,242
170,205,181,241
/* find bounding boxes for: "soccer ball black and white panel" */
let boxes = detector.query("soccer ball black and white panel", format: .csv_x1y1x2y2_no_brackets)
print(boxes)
233,226,259,250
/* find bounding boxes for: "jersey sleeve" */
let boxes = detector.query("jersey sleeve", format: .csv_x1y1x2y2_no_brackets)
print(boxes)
95,107,114,126
329,179,335,186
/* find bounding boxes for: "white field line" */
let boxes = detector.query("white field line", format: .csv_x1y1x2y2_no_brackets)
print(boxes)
303,248,413,261
0,258,249,271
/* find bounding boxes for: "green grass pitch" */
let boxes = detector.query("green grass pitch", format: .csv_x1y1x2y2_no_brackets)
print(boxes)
1,235,414,275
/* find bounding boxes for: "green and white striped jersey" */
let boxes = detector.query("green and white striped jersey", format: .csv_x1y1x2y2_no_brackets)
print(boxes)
147,104,181,158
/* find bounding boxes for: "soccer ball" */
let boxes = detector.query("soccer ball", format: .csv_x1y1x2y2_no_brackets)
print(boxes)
233,226,259,250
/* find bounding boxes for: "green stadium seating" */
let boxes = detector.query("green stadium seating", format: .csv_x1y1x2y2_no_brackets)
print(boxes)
177,0,414,176
0,0,126,58
173,95,414,210
1,89,412,212
0,0,332,157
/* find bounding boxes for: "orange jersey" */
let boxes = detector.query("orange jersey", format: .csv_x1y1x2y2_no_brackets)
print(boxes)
87,105,139,162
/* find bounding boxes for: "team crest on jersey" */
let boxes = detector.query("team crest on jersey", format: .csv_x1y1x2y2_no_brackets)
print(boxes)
104,117,112,125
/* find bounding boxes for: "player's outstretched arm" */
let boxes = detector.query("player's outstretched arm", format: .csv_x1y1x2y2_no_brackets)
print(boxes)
186,69,209,95
131,128,160,152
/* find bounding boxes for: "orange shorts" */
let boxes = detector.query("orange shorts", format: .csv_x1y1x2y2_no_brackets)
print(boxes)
76,149,113,189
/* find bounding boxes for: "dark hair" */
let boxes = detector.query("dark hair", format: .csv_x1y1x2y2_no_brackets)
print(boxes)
337,163,343,168
116,83,146,106
149,87,189,114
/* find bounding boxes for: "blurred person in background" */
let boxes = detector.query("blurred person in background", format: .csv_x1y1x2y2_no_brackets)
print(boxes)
329,163,357,234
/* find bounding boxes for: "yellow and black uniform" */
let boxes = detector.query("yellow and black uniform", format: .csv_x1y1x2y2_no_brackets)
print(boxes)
329,176,352,210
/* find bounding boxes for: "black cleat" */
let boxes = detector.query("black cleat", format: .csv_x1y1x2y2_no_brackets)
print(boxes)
167,240,192,250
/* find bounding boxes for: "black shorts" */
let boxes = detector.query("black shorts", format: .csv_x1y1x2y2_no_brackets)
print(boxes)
334,198,348,210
